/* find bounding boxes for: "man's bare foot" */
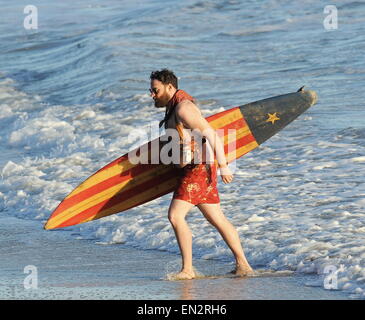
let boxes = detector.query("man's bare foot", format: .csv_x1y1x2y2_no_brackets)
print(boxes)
230,264,254,277
174,270,195,280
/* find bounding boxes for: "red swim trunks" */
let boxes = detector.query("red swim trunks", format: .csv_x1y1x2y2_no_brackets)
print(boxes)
173,163,220,205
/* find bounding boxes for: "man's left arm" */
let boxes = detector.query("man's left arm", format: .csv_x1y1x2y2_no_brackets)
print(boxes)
176,101,233,183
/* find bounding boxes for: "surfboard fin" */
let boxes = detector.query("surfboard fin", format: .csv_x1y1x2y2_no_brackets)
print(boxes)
297,86,305,92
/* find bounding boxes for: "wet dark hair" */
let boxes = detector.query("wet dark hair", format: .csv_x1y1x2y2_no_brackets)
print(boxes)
150,69,178,89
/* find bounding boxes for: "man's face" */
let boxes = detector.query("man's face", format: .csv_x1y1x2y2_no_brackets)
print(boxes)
150,79,174,108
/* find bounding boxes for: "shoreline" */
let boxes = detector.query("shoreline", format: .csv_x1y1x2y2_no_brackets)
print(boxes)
0,215,350,300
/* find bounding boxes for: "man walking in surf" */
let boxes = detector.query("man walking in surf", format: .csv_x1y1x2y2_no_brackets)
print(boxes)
150,69,253,279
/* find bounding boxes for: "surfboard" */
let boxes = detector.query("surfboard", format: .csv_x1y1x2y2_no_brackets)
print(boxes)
44,87,317,230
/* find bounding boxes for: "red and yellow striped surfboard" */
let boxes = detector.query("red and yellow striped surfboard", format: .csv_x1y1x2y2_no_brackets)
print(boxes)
44,89,317,230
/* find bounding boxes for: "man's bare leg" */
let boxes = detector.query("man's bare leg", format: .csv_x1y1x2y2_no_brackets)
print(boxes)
197,202,253,276
168,199,195,279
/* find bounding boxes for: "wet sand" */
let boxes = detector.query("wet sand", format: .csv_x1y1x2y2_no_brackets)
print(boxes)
0,216,349,300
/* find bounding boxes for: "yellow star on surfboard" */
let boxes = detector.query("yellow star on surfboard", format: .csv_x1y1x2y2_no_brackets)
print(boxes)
266,112,280,124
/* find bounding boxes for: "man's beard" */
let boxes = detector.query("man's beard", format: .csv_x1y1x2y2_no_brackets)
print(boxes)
154,100,164,108
154,90,170,108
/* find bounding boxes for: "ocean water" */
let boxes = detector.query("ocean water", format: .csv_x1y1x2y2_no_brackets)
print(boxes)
0,0,364,299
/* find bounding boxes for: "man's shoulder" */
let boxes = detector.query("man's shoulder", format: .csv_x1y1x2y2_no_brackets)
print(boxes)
176,99,200,117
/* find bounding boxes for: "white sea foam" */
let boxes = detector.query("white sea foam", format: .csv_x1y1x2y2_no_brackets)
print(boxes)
352,156,365,163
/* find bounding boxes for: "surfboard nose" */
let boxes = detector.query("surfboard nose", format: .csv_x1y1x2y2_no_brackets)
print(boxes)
240,88,318,145
301,89,318,106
